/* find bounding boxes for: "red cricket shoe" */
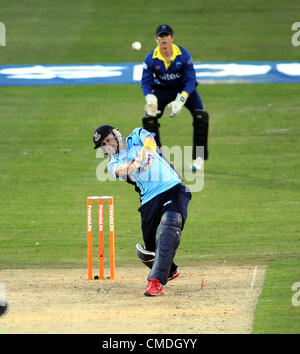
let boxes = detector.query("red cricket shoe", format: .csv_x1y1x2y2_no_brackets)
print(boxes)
144,278,165,296
168,269,180,282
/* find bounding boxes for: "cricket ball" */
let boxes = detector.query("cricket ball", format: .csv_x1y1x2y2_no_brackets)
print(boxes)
132,41,141,51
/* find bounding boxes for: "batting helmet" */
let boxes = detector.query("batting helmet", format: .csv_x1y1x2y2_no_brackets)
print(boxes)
93,125,122,151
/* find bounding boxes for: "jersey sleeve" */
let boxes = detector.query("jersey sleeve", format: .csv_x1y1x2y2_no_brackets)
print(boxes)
131,127,153,144
141,54,155,96
181,51,197,96
107,157,118,178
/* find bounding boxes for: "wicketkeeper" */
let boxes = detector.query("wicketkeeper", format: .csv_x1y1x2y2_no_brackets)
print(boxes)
141,24,209,171
93,125,191,296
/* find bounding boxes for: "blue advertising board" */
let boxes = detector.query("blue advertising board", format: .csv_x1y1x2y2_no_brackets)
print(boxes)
0,62,299,86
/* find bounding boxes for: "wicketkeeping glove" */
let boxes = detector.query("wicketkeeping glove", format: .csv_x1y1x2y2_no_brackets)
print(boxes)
168,92,187,118
145,94,161,117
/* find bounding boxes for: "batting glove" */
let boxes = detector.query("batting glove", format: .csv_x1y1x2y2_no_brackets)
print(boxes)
145,94,161,117
138,153,154,172
168,92,188,118
131,153,154,173
130,158,141,172
137,145,155,170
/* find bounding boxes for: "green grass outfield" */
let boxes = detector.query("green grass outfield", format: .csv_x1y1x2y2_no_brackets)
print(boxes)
1,0,300,334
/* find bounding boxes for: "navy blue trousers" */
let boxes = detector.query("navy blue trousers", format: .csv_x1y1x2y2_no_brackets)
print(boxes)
138,183,191,253
151,87,203,117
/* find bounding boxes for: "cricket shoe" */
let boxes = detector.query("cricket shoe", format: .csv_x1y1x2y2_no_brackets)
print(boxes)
190,157,204,171
168,268,180,282
144,278,165,296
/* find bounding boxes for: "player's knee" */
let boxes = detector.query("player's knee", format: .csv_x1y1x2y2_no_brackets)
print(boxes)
160,211,182,230
156,211,182,258
193,110,209,127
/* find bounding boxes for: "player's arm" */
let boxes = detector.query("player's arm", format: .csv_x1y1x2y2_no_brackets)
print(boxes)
115,133,156,177
141,56,155,96
182,54,197,96
142,134,156,154
168,53,197,117
115,160,139,177
134,134,156,171
142,56,161,117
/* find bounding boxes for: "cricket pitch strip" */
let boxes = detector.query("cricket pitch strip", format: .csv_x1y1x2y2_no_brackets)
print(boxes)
0,265,266,334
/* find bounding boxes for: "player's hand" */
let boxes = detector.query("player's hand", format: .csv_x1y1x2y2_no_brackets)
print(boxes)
131,154,154,173
132,146,155,173
168,93,187,118
145,94,161,117
137,146,149,164
138,153,154,172
130,158,141,172
138,146,154,169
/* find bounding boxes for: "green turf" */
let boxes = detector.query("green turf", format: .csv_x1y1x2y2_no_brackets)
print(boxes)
253,259,300,334
0,0,300,334
1,0,300,64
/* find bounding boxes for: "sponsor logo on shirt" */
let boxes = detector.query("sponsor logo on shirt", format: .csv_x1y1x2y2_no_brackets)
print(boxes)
158,72,181,81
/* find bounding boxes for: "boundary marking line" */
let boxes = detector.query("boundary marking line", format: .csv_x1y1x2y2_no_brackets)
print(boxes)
250,266,258,290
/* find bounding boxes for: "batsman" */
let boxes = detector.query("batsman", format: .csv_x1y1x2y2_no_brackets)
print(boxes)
93,125,192,296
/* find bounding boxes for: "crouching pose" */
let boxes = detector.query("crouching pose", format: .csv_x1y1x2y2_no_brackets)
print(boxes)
141,24,210,171
93,124,192,296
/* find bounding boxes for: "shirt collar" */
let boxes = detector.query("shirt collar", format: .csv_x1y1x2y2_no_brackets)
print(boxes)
152,44,182,69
